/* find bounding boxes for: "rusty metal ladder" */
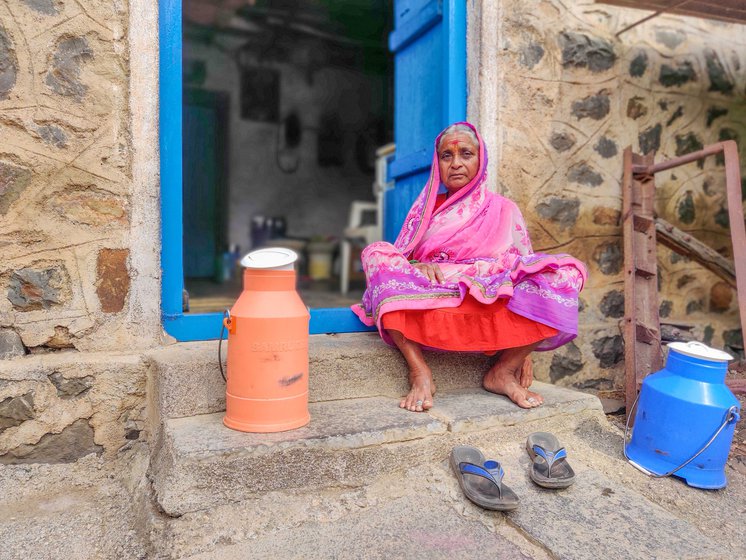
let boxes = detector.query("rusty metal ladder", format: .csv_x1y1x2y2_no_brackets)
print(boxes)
622,141,746,415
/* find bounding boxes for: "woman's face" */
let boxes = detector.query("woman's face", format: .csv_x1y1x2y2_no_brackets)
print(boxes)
438,132,479,193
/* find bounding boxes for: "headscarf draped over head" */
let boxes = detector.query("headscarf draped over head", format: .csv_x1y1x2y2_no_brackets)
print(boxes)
394,122,488,255
353,122,587,351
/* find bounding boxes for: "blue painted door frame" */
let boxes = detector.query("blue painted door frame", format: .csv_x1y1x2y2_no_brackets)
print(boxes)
386,0,466,241
158,0,465,341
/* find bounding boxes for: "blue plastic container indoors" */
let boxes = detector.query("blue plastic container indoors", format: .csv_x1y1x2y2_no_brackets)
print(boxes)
625,341,741,489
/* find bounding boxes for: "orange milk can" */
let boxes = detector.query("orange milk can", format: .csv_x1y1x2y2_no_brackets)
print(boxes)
223,248,310,432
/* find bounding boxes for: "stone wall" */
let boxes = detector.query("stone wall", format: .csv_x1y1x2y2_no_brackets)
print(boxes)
0,1,160,355
0,2,159,462
471,0,746,391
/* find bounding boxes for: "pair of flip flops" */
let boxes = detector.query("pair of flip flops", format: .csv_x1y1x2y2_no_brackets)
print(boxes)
450,432,575,511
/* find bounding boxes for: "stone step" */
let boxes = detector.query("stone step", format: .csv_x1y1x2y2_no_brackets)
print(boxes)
150,384,601,517
153,400,739,560
182,460,727,560
147,333,497,421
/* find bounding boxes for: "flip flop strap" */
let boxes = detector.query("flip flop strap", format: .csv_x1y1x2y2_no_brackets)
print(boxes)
532,445,567,478
459,460,504,498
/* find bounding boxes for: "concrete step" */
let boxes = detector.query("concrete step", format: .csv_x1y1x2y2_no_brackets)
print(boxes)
150,384,600,517
152,406,743,560
147,333,497,421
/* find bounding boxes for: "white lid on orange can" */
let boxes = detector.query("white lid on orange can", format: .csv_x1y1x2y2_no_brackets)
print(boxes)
240,248,298,271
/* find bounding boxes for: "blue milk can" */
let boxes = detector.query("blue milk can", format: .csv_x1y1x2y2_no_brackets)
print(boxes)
625,341,740,489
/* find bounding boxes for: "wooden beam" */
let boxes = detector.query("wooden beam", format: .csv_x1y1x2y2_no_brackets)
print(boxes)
654,218,737,288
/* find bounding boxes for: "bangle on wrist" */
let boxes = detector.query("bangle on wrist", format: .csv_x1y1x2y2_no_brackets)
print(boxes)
409,259,419,264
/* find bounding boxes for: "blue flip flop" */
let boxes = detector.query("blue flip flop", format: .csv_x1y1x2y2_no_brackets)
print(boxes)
526,432,576,488
450,445,519,511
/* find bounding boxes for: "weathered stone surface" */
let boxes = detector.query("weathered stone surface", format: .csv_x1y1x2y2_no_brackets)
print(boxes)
675,132,704,157
600,290,624,318
149,335,500,421
706,106,728,127
686,299,704,314
573,378,614,391
705,49,733,94
45,326,75,349
593,241,622,275
702,178,716,196
0,419,102,464
0,161,32,215
659,300,673,318
592,335,624,368
549,131,576,152
36,125,67,148
666,106,684,126
0,328,25,360
22,0,58,14
723,328,743,351
677,191,695,224
48,372,93,398
677,274,695,289
592,206,620,226
152,387,600,516
568,163,603,187
509,468,725,560
0,27,17,99
7,266,67,311
205,493,536,560
559,32,616,72
639,124,662,154
629,51,648,77
45,37,93,99
626,96,647,119
96,249,130,313
704,325,715,345
594,136,617,158
0,392,34,431
550,342,583,382
571,91,610,120
716,128,739,165
714,205,729,228
659,61,696,87
660,324,695,343
535,197,579,229
48,189,128,226
655,28,686,49
710,281,732,312
519,42,544,69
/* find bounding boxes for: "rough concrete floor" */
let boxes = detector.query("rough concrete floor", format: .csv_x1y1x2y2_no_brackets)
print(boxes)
1,410,744,560
0,443,151,560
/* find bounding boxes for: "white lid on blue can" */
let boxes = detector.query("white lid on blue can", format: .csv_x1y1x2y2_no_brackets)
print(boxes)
667,341,733,362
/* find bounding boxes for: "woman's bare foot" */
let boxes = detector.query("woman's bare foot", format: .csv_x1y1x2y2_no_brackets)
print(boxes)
519,356,533,388
483,363,543,409
400,367,436,412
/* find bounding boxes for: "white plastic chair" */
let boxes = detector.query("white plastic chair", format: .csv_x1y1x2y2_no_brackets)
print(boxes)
340,143,394,294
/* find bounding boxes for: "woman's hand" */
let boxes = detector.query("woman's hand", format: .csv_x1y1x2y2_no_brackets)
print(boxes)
412,262,445,284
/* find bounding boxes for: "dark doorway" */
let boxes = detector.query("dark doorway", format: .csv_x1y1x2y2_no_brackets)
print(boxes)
183,89,230,279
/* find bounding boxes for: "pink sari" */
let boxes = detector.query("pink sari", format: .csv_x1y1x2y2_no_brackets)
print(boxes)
352,122,587,351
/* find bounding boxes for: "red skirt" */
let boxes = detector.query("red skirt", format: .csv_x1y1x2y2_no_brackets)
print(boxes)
381,295,558,352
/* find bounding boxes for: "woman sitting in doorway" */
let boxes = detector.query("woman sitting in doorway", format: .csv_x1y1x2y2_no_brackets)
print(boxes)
352,122,587,412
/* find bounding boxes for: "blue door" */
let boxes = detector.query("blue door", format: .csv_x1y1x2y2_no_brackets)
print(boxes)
385,0,466,241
